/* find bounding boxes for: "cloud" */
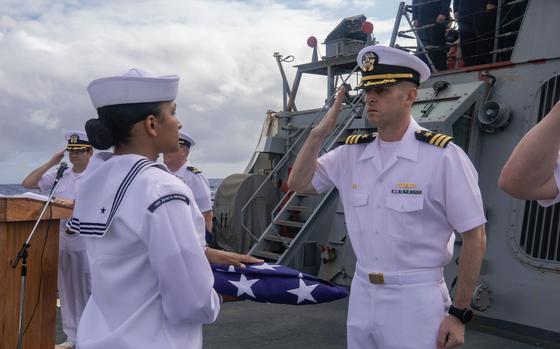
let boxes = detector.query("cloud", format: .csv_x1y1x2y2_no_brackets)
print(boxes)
28,109,61,129
0,0,399,182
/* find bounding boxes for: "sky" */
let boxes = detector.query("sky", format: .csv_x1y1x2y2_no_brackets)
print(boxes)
0,0,409,183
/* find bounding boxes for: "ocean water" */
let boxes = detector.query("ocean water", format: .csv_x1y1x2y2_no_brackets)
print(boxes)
0,179,223,198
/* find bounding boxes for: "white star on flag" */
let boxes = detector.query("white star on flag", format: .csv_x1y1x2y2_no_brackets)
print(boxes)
228,265,236,272
287,279,318,304
229,274,259,298
250,263,280,271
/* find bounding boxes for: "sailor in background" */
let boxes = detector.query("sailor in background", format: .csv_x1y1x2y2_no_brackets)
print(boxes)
21,131,92,349
288,45,487,349
412,0,450,71
164,131,214,244
67,68,220,349
499,101,560,205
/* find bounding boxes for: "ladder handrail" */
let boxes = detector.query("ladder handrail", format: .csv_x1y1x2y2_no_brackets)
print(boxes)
240,65,361,242
277,186,337,265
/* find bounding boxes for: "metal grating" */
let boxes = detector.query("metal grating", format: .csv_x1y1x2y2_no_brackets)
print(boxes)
520,75,560,262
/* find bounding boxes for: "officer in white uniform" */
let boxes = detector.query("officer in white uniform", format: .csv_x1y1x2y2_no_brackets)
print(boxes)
67,68,220,349
288,45,487,349
500,100,560,205
163,131,214,242
22,131,93,349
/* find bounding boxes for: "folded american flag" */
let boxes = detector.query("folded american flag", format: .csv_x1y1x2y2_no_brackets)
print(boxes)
211,263,348,305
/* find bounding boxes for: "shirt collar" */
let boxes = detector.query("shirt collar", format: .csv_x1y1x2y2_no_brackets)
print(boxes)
358,117,421,162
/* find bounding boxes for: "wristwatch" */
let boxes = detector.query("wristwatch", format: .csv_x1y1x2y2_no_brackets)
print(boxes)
448,305,474,324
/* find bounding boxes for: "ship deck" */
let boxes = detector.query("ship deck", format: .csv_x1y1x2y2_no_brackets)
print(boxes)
56,299,541,348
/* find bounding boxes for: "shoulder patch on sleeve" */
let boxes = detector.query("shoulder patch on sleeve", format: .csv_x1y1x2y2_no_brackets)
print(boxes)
187,166,202,174
147,193,190,213
344,133,377,145
414,130,453,148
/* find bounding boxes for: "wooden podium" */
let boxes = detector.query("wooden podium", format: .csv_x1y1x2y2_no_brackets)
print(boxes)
0,197,72,349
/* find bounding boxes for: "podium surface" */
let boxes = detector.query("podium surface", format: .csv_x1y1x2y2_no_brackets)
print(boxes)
0,197,72,349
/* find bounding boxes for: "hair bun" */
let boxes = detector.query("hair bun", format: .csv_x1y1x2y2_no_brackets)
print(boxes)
85,118,114,150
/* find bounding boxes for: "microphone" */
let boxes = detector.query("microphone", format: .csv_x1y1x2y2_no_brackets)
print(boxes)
49,162,68,195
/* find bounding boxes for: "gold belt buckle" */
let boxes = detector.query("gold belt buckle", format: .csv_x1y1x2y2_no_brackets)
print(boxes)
369,272,385,285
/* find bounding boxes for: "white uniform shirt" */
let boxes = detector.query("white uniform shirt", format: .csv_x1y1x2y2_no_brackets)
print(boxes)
172,162,213,213
38,168,87,250
71,154,219,349
538,155,560,207
312,118,486,272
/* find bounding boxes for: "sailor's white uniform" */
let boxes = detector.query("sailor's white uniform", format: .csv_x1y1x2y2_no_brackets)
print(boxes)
68,154,219,349
38,168,90,344
311,119,486,348
172,162,213,213
538,156,560,207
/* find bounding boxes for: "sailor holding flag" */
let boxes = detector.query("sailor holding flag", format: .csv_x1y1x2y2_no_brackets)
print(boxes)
67,68,220,349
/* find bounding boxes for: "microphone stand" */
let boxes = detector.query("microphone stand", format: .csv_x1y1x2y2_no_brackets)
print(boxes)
11,176,65,349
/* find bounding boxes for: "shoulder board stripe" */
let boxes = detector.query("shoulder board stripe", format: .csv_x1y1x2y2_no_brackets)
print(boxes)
415,130,453,148
187,166,202,174
344,133,376,145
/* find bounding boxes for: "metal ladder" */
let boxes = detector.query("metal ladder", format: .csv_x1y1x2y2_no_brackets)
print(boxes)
247,91,365,265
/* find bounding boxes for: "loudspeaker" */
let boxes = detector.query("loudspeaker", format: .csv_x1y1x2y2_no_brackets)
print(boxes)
477,101,511,129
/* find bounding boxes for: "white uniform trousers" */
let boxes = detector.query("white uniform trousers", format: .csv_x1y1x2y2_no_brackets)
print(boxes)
58,232,91,343
347,264,451,349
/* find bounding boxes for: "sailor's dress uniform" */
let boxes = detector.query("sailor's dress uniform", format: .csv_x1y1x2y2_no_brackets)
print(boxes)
38,168,90,343
311,119,486,348
67,154,219,349
538,156,560,207
172,162,213,214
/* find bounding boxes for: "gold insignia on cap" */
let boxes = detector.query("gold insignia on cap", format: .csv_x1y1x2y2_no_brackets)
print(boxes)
69,134,79,144
361,52,377,72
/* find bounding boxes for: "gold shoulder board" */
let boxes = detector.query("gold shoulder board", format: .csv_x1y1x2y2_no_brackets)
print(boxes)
187,166,202,174
344,133,377,145
414,130,453,148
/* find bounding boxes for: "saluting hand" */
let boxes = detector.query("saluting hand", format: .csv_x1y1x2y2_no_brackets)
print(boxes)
310,86,345,140
49,149,66,166
437,316,465,348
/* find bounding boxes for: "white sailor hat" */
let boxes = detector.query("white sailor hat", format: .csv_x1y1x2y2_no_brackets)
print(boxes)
356,45,430,89
87,68,179,109
179,131,196,148
64,130,92,151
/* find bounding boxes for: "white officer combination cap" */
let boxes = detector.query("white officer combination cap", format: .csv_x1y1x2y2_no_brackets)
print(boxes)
356,45,430,89
179,131,196,148
64,130,92,150
87,68,179,109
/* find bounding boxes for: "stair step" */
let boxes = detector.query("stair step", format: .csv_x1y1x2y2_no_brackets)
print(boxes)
286,205,313,212
252,250,281,261
264,234,293,244
275,219,304,228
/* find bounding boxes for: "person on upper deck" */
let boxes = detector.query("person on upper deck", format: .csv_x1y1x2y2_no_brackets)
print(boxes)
412,0,450,71
453,0,497,66
288,45,487,349
499,101,560,206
